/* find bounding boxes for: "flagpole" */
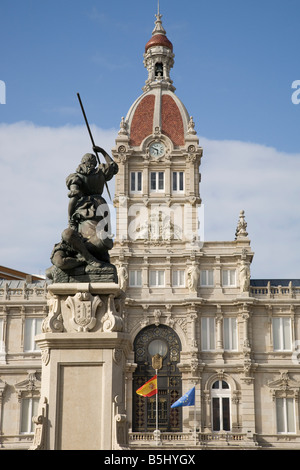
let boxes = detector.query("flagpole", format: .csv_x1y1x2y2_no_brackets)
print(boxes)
155,368,159,446
171,386,196,446
151,353,162,446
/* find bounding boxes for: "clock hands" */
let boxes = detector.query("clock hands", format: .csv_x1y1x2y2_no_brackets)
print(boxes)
150,142,164,156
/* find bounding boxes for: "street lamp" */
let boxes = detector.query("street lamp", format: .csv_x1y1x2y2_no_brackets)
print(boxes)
148,338,168,445
148,339,167,370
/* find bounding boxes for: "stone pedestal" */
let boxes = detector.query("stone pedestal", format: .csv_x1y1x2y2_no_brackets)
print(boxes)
31,283,131,450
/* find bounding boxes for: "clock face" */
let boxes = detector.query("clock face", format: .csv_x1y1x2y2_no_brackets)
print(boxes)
149,141,165,157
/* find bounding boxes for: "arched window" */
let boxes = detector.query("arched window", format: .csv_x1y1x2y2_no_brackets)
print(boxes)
211,380,231,431
155,62,164,78
132,325,182,432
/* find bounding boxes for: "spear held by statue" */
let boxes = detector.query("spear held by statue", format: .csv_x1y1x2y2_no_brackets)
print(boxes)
77,92,112,200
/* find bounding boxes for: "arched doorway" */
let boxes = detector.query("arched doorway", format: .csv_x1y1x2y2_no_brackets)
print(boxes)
132,324,182,432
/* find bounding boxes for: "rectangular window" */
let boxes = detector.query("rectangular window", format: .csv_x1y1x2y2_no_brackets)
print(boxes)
130,171,142,193
273,317,292,351
21,397,39,433
276,397,296,433
222,269,236,286
224,317,238,351
200,270,214,286
201,317,215,350
129,270,142,287
172,171,184,192
172,270,185,287
212,397,220,431
24,318,43,352
149,270,165,287
150,172,164,192
212,397,230,432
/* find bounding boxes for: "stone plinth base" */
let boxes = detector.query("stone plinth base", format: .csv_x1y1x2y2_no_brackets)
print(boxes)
32,283,131,450
47,264,118,284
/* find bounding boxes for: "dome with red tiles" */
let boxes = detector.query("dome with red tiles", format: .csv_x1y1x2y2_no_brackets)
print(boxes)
145,33,173,52
126,88,190,148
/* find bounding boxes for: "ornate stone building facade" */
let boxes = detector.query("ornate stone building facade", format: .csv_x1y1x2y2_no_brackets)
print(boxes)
0,271,46,449
0,11,300,450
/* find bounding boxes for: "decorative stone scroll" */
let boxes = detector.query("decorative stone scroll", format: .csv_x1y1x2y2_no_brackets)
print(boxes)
102,294,123,332
29,397,48,450
42,294,64,333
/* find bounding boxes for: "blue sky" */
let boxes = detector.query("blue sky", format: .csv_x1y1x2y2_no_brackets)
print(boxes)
1,0,299,151
0,0,300,278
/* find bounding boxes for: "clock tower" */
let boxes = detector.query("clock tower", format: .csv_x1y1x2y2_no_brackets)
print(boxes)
110,9,203,433
111,10,203,259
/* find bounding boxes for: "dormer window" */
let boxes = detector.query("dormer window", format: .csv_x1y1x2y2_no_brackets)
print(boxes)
155,62,163,78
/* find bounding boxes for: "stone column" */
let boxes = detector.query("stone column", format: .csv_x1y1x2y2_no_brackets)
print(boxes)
32,282,132,451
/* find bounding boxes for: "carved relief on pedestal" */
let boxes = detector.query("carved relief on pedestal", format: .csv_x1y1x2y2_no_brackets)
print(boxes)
101,294,124,332
42,294,64,333
66,292,102,332
42,286,124,334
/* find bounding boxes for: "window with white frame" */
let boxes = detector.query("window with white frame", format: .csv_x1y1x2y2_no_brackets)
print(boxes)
201,317,215,350
172,171,184,193
172,270,185,287
276,397,296,433
223,317,238,351
130,171,142,193
150,171,164,192
222,269,236,286
211,380,231,431
20,397,40,433
200,270,214,287
24,318,43,352
272,317,292,351
129,270,142,287
149,270,165,287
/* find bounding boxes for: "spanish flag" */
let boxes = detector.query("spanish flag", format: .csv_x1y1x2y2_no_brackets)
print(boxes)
136,375,158,397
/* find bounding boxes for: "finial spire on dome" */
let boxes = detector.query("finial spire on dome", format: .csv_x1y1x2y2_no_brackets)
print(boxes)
152,0,166,36
143,3,175,91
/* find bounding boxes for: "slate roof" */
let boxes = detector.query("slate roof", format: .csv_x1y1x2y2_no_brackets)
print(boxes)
250,279,300,287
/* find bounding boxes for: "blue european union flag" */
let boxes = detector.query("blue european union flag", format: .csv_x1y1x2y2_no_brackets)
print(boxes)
171,386,195,408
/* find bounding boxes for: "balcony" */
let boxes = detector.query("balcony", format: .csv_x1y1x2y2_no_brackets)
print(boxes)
250,280,300,299
128,431,257,449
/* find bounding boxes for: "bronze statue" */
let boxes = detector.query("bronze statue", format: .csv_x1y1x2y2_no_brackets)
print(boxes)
46,146,118,283
46,94,119,283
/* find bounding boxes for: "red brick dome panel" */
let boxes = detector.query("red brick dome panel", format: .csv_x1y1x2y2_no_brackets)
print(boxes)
145,34,173,52
130,94,155,147
161,95,184,146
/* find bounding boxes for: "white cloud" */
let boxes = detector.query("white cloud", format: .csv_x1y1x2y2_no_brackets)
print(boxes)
0,122,299,280
0,122,117,276
200,137,300,278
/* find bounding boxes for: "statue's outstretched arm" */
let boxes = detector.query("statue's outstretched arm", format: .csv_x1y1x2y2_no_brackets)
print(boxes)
93,145,113,163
